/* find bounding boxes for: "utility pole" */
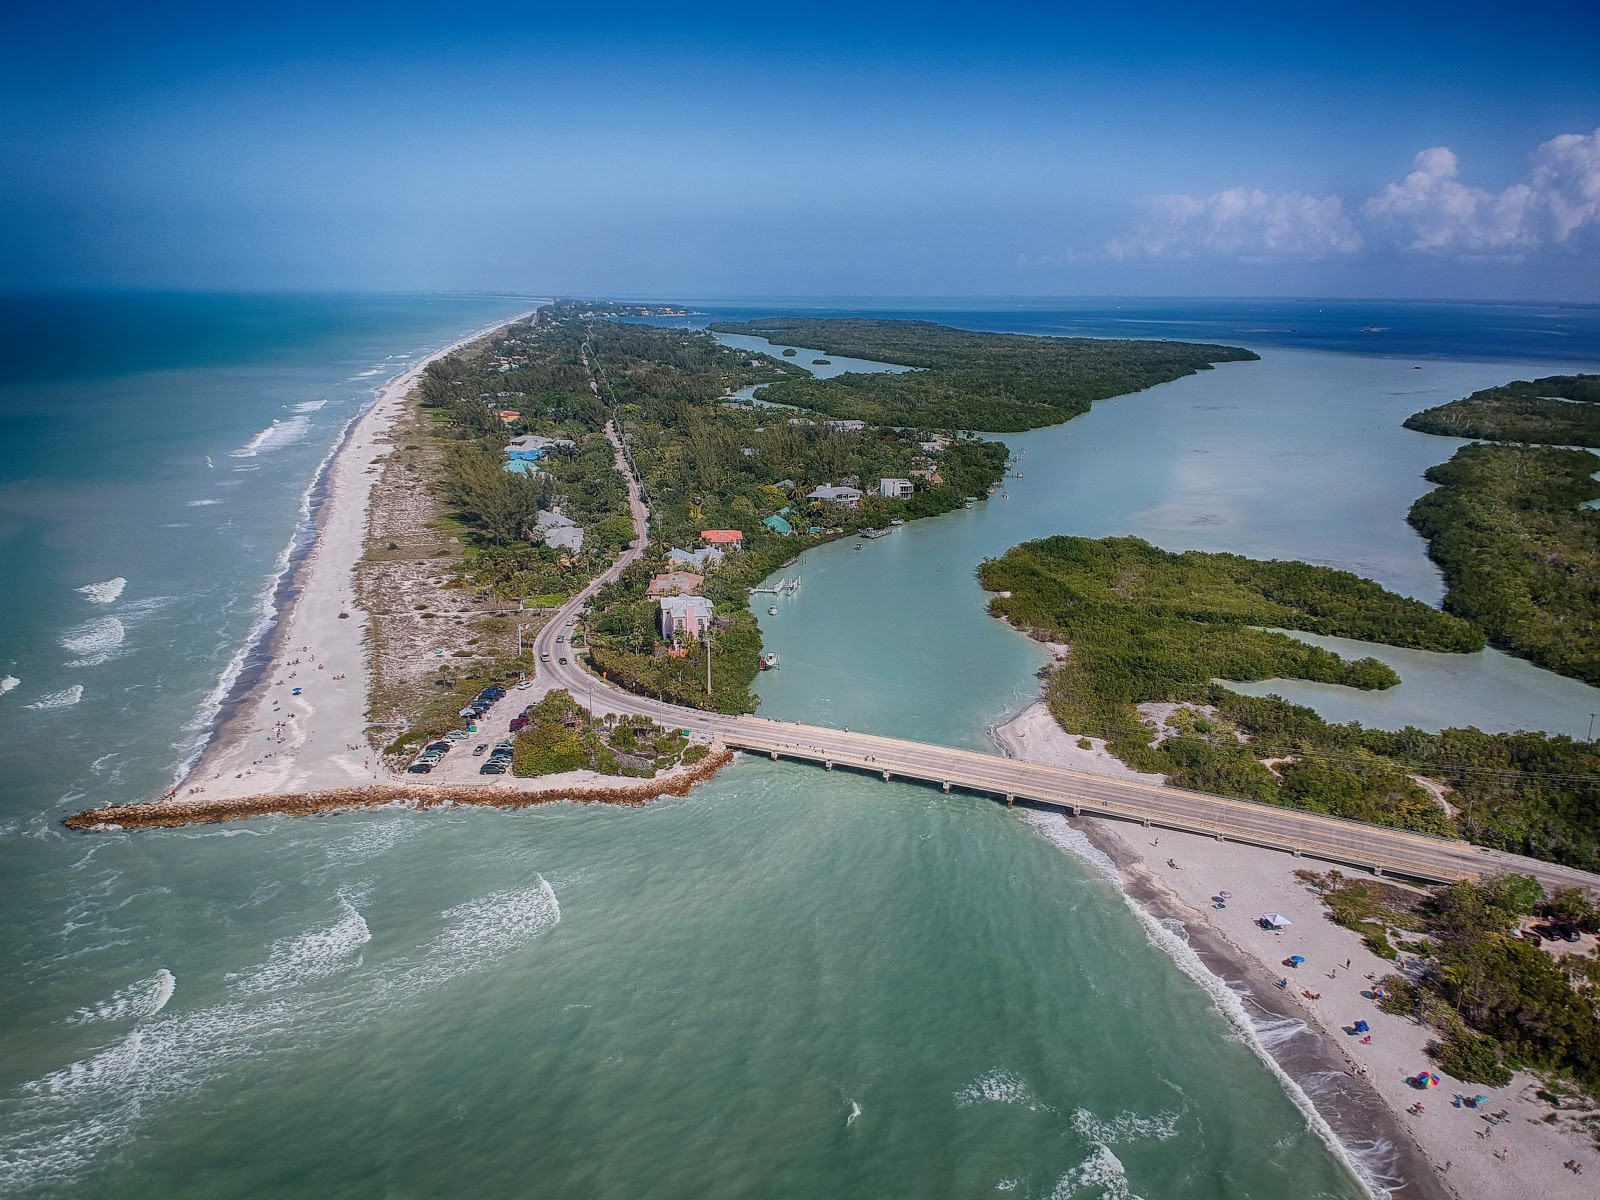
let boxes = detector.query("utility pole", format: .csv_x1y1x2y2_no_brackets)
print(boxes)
1589,713,1595,743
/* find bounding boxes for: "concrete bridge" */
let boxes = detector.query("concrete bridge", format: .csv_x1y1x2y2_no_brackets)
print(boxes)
523,417,1600,894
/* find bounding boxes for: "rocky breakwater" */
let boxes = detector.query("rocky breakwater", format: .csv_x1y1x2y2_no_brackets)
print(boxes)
66,747,735,831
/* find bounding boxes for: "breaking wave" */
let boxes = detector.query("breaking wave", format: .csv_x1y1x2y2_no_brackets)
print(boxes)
229,415,309,458
1048,1142,1139,1200
1,676,18,696
0,882,561,1191
293,399,327,412
60,617,126,667
955,1068,1053,1112
25,685,82,711
75,578,126,604
186,498,224,507
65,971,175,1025
228,901,371,995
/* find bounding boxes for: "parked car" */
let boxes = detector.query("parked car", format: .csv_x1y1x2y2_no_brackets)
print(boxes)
481,687,506,699
444,729,468,742
408,760,435,774
423,741,450,754
508,717,529,731
478,761,507,775
472,743,488,756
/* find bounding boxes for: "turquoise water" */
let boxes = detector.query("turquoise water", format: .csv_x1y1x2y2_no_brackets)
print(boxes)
751,346,1600,740
5,296,1598,1198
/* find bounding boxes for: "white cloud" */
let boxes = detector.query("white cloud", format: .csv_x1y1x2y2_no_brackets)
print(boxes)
1106,188,1362,260
1362,128,1600,255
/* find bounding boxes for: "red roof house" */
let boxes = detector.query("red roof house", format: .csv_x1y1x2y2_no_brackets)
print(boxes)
701,529,744,549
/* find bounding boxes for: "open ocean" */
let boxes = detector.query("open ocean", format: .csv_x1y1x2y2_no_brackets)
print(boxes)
1,293,1597,1198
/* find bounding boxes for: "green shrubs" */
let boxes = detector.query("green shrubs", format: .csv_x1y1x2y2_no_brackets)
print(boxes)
1434,1029,1513,1087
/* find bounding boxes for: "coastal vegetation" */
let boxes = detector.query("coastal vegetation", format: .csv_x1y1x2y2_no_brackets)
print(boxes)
1405,440,1600,687
575,319,1009,710
708,317,1258,431
512,689,700,778
1403,374,1600,446
1301,870,1600,1093
982,535,1600,864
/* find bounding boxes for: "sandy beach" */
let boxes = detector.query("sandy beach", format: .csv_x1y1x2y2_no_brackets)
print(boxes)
996,700,1597,1200
180,314,530,801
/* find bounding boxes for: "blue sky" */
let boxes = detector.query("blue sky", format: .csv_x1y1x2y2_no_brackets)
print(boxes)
5,2,1599,299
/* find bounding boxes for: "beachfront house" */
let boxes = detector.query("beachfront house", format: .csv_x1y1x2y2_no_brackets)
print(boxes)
825,419,867,433
647,571,704,597
877,477,914,499
762,514,794,536
505,434,575,460
667,546,725,571
659,594,715,642
807,484,864,508
701,529,744,551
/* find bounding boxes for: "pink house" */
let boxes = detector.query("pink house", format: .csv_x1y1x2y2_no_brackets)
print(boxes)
659,594,714,641
701,529,744,550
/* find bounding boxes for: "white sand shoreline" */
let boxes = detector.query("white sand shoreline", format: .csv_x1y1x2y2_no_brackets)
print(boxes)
180,312,533,800
1000,698,1595,1200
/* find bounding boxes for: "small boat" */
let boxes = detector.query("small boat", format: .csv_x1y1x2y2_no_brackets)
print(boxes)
758,652,780,670
889,518,905,526
768,606,778,615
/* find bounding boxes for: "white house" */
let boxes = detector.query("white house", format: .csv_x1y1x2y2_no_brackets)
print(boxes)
807,484,864,507
877,477,914,499
667,546,725,570
659,594,714,641
825,419,867,433
537,509,585,553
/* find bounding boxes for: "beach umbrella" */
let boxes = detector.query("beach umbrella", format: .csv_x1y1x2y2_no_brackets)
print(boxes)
1425,1073,1440,1088
1353,1020,1369,1033
1263,913,1291,928
1289,955,1306,966
1219,891,1232,899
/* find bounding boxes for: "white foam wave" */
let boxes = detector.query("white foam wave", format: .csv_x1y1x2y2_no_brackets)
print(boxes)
392,879,561,993
1021,810,1384,1199
1,675,18,696
955,1068,1053,1112
293,399,327,412
1049,1142,1139,1200
325,819,418,867
354,369,382,377
60,617,125,666
1069,1107,1179,1146
65,970,175,1025
228,901,371,995
75,578,126,604
25,685,83,711
229,415,309,458
846,1100,861,1126
186,498,223,507
0,883,559,1191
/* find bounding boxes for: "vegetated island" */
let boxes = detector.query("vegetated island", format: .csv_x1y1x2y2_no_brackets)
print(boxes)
1404,374,1600,446
1401,375,1600,689
981,535,1600,869
708,317,1258,431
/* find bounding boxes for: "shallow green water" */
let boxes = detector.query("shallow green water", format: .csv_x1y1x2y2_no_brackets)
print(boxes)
10,310,1597,1198
1,768,1370,1199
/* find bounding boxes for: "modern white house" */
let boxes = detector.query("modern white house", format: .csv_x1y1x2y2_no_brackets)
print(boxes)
877,477,914,498
659,594,715,641
825,419,867,433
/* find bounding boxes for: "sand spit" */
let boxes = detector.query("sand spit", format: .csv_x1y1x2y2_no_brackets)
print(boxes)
67,748,734,831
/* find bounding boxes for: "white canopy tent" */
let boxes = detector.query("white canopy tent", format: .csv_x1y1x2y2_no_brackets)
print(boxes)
1262,913,1292,928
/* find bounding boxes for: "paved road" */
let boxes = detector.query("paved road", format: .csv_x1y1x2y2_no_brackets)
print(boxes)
519,418,1600,892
